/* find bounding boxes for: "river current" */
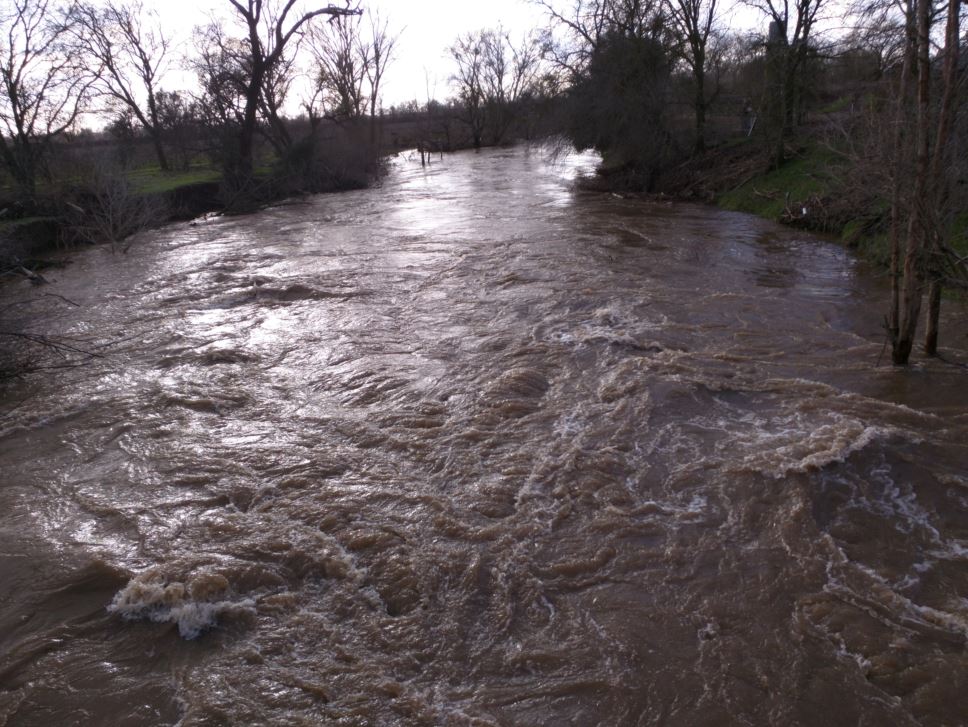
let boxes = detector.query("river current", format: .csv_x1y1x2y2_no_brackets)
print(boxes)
1,147,967,726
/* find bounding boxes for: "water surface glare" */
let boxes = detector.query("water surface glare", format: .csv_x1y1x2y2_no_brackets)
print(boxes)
2,147,968,726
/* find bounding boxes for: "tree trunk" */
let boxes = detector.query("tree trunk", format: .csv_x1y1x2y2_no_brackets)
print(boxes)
920,0,962,357
892,0,932,365
150,130,169,172
230,61,264,210
694,66,706,153
924,279,941,356
887,0,916,344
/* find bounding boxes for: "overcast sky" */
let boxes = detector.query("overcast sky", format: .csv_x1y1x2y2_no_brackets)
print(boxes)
139,0,777,117
152,0,552,108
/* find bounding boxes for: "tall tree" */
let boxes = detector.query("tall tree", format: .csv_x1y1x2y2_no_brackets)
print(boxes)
192,21,248,131
450,28,544,147
886,0,916,346
536,0,667,80
921,0,961,356
565,30,675,186
0,0,96,196
362,9,398,142
743,0,828,165
306,10,368,119
221,0,361,206
71,1,172,171
891,0,932,364
665,0,720,152
449,31,488,147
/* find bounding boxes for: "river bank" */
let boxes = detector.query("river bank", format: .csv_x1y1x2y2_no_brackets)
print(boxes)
0,165,376,274
628,135,966,274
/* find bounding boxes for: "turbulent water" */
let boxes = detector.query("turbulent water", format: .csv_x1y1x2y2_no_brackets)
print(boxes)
1,147,968,726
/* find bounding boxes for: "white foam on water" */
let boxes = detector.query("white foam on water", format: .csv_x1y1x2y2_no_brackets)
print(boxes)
821,537,968,642
726,410,895,479
930,539,968,561
109,571,256,640
537,305,668,352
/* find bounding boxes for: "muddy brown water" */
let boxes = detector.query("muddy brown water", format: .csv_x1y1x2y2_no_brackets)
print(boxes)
1,147,967,726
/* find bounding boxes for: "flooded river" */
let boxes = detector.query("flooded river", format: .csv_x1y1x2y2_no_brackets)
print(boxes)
1,147,967,726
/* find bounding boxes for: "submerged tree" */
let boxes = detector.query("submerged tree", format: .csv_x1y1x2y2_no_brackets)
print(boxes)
538,0,676,185
566,31,675,186
889,0,964,363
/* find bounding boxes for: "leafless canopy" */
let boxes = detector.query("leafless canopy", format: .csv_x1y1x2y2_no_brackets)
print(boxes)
0,0,97,194
70,1,172,169
535,0,667,78
449,28,545,147
304,8,399,126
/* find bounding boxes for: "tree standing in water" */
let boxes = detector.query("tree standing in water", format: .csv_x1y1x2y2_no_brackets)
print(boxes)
890,0,962,364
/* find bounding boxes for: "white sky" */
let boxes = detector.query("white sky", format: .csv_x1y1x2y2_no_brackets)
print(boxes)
123,0,794,126
151,0,553,108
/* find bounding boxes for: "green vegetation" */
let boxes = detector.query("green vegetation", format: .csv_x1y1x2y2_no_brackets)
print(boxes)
717,145,843,222
125,165,220,195
951,211,968,257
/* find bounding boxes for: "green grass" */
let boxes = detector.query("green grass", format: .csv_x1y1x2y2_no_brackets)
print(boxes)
818,96,852,114
950,210,968,257
840,218,867,245
125,165,220,195
718,144,843,221
855,232,891,268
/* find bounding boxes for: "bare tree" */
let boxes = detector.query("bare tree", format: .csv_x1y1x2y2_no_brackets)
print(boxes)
450,31,488,147
535,0,667,79
306,10,368,119
450,28,545,147
62,160,167,253
70,1,172,170
363,9,398,142
155,90,203,170
889,0,963,362
665,0,720,152
920,0,962,355
190,20,248,169
220,0,361,206
0,0,97,196
257,42,298,153
891,0,933,364
192,21,247,130
743,0,829,164
882,0,916,348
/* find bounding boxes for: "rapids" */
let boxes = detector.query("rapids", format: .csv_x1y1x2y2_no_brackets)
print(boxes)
1,147,967,726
